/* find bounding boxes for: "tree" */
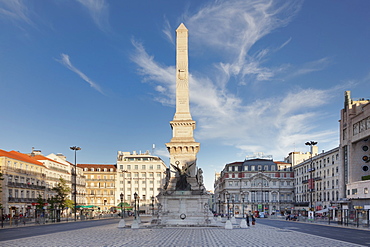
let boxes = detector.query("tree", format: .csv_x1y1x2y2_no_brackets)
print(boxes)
52,178,71,212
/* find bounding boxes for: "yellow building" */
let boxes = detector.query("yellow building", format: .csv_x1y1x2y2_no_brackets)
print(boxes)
78,164,116,212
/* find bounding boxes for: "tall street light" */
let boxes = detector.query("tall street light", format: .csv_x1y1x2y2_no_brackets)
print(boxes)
70,146,81,221
134,192,138,220
120,193,124,219
241,192,245,219
305,141,317,213
225,191,230,220
218,195,221,216
232,194,235,217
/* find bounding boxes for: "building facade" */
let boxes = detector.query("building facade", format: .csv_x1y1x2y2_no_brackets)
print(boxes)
293,147,341,213
78,164,117,212
340,91,370,210
214,158,294,217
0,149,47,217
116,151,167,214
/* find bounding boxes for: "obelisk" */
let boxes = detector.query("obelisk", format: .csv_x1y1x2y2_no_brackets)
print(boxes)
156,24,214,226
166,23,200,178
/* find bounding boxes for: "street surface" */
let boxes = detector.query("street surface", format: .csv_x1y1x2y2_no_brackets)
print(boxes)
0,216,369,246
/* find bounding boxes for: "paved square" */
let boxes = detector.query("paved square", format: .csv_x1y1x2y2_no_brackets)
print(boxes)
0,220,365,247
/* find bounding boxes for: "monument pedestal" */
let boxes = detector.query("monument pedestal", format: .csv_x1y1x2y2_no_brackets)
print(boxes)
156,191,215,226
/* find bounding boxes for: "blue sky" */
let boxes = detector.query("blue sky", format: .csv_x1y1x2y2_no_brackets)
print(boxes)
1,0,370,190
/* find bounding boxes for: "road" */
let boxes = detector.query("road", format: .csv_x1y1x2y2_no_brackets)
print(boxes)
257,218,370,247
0,218,118,242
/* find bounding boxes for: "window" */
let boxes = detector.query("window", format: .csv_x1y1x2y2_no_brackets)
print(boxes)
97,168,101,172
157,165,161,170
352,188,358,195
365,188,368,194
149,165,153,170
104,168,107,172
127,165,131,170
142,165,146,170
251,166,255,171
134,165,138,170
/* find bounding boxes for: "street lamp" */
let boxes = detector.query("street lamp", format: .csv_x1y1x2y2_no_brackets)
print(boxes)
232,194,235,217
305,141,317,212
218,195,221,216
134,192,138,220
151,196,155,216
241,192,245,219
225,191,230,220
70,146,81,221
120,193,124,219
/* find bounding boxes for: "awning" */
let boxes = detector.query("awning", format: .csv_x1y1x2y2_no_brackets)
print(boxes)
316,208,328,214
76,205,97,209
316,207,335,214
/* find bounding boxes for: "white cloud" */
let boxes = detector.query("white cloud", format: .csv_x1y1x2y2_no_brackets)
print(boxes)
287,57,332,79
57,53,105,95
76,0,110,32
131,0,338,160
0,0,35,27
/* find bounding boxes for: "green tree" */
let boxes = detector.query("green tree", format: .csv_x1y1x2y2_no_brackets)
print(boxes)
52,178,71,212
35,194,45,211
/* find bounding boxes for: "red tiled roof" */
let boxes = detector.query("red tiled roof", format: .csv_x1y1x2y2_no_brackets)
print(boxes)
0,149,45,167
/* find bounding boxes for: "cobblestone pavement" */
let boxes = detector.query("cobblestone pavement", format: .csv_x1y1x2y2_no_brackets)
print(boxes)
1,218,366,247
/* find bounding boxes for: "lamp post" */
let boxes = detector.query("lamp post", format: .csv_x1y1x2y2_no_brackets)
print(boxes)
218,195,221,216
226,191,230,220
151,196,155,216
232,194,235,217
134,192,138,220
241,192,245,218
70,146,81,221
120,193,124,219
305,141,317,213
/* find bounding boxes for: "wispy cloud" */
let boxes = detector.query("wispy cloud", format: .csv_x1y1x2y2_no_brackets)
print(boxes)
131,0,338,159
76,0,110,32
286,57,332,79
162,17,174,45
0,0,35,28
57,53,105,95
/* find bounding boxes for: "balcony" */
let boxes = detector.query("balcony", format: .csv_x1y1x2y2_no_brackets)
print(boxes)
8,197,39,203
302,180,308,184
314,177,322,181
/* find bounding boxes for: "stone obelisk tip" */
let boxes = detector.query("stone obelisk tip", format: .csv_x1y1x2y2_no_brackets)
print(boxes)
177,23,188,31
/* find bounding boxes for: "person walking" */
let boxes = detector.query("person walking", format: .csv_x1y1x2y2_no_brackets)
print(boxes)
246,213,250,227
251,215,256,226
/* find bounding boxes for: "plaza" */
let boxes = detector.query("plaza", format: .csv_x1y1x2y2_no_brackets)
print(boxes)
0,217,367,247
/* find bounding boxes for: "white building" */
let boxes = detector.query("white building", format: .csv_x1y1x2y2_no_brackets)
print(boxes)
214,158,295,217
293,147,341,213
116,151,167,214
